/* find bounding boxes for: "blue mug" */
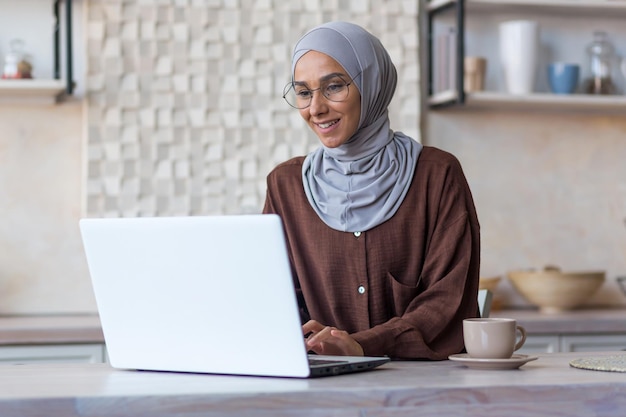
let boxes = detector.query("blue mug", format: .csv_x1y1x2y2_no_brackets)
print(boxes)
548,63,580,94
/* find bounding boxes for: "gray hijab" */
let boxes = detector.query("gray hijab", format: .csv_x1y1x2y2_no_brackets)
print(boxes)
294,21,422,232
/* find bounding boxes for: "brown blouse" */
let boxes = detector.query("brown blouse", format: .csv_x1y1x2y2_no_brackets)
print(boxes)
262,146,480,360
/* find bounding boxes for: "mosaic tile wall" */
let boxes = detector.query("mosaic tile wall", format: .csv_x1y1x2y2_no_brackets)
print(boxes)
85,0,421,217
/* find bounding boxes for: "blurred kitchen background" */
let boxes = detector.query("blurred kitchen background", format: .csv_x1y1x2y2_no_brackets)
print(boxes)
0,0,625,315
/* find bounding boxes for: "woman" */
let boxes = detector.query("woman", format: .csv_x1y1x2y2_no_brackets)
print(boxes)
263,21,480,360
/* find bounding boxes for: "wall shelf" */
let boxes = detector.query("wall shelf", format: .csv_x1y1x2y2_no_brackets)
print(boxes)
424,0,626,111
0,79,66,105
0,0,74,105
430,90,626,113
463,0,626,17
430,0,626,15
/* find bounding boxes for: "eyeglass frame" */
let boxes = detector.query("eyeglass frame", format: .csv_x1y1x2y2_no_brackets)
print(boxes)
282,72,360,109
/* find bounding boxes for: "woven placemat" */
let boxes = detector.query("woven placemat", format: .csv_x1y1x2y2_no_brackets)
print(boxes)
569,355,626,373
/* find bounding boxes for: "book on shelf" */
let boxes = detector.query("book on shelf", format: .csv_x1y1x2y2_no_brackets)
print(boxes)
433,26,457,95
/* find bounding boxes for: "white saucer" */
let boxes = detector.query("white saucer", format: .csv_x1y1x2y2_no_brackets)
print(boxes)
448,353,538,370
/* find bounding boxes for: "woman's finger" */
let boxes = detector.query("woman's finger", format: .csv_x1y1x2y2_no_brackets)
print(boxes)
302,319,325,336
306,325,334,348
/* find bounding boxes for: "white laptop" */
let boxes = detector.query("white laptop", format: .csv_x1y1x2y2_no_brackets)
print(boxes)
79,214,389,378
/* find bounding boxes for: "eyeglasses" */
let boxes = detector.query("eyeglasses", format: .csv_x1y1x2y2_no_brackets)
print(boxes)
282,73,358,109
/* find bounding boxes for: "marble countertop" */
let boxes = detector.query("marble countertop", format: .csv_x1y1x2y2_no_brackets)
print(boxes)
0,351,625,416
0,315,103,345
492,308,626,334
0,309,625,347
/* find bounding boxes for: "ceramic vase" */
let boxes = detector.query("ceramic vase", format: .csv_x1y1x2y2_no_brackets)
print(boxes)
464,56,487,92
499,20,540,94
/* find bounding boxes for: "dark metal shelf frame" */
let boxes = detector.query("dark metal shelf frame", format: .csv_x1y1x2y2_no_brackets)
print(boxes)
53,0,73,95
425,0,465,108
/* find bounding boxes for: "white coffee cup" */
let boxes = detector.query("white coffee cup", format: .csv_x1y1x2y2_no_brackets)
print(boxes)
463,318,526,359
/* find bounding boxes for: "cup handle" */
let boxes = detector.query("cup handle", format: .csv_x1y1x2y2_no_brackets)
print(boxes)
514,325,527,351
617,276,626,297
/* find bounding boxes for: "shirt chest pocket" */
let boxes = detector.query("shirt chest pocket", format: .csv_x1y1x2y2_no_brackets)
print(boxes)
386,272,422,316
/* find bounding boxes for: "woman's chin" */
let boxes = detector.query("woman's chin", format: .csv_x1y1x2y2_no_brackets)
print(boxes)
318,136,347,149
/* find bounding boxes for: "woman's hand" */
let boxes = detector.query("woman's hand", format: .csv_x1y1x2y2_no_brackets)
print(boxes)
302,320,364,356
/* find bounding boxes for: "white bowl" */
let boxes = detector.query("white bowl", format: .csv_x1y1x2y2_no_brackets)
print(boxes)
508,268,605,313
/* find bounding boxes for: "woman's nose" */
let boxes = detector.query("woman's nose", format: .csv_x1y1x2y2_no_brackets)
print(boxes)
308,91,327,115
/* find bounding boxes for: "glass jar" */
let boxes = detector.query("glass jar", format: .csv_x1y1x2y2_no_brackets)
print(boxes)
583,31,617,95
2,39,33,79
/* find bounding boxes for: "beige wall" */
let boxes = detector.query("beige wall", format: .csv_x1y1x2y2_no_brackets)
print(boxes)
0,102,95,314
426,110,626,308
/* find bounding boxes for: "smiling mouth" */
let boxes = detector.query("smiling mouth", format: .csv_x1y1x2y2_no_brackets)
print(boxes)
317,120,339,129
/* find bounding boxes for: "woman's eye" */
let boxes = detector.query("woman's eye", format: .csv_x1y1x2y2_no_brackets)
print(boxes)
295,89,312,98
325,83,346,94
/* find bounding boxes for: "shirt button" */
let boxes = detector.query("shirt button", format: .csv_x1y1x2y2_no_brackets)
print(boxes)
358,285,365,294
354,231,361,237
